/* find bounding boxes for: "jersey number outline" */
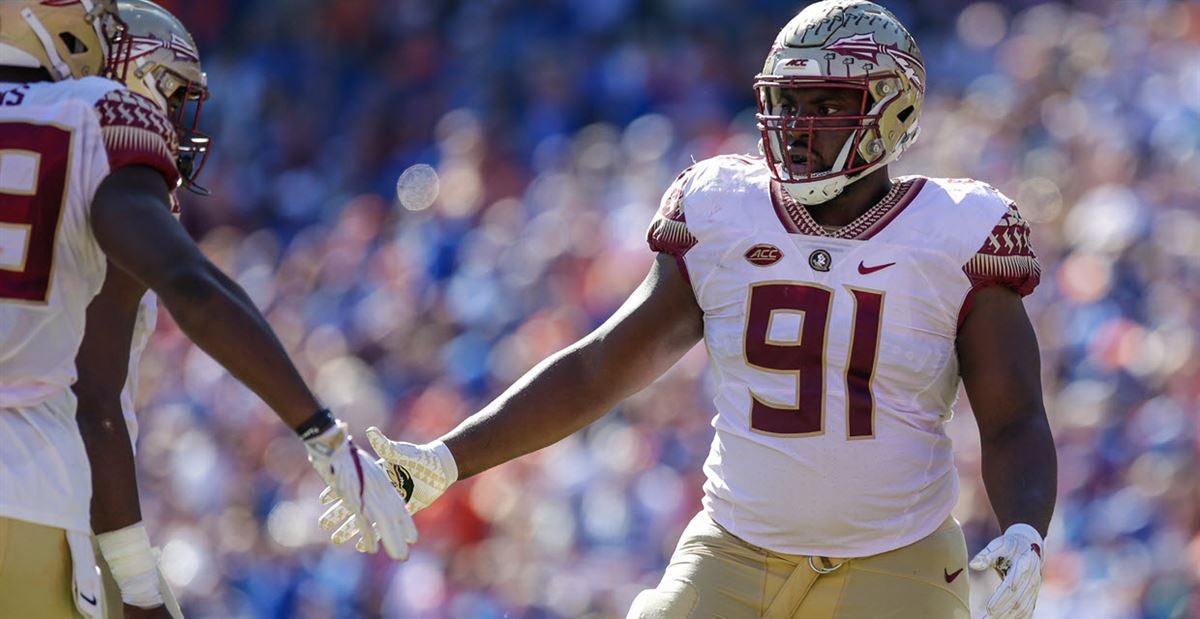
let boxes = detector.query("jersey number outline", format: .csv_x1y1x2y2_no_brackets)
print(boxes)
0,121,72,303
744,282,884,438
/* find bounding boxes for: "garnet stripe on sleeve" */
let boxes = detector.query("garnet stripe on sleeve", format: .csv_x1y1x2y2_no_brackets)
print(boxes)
645,167,701,286
94,89,181,188
646,208,696,287
958,202,1041,326
647,214,697,256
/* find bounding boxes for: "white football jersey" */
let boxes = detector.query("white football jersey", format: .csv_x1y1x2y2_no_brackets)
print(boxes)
648,155,1039,557
0,77,179,407
0,77,178,534
120,291,158,447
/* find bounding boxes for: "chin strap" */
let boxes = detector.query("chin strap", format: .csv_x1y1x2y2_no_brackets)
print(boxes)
784,157,890,206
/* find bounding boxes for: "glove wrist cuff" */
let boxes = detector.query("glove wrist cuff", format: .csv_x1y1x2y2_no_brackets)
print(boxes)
304,420,348,452
295,408,336,440
429,439,459,484
1004,523,1043,543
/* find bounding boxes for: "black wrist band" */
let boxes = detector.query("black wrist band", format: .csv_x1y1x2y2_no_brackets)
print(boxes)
295,408,336,440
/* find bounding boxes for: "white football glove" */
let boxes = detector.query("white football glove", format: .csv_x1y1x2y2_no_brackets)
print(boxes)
304,421,418,560
969,523,1045,619
319,427,458,550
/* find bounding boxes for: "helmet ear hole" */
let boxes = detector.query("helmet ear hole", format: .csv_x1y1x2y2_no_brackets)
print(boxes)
896,106,914,123
58,32,87,55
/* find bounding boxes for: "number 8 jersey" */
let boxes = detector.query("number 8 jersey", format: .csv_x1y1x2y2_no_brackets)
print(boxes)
0,77,179,409
648,155,1039,558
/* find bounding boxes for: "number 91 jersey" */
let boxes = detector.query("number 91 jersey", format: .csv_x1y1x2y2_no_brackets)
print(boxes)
647,155,1039,558
0,77,180,408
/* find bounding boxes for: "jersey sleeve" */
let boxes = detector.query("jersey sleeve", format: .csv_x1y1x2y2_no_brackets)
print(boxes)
962,202,1041,296
646,167,700,285
92,89,180,188
646,167,698,257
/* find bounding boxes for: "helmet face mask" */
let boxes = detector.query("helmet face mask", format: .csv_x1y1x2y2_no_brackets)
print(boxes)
114,0,210,192
103,8,134,81
755,1,925,206
167,76,210,190
757,77,879,184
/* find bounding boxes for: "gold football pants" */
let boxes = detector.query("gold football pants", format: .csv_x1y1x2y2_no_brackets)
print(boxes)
628,512,970,618
0,516,85,618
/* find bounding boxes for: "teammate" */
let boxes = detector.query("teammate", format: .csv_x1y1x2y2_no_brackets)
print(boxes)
322,1,1057,617
71,2,205,617
0,2,415,617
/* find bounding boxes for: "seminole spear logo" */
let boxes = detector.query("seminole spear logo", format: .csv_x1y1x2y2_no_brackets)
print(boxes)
824,32,925,93
127,33,200,63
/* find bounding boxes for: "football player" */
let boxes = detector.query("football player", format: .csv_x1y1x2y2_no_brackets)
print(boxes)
0,2,415,617
323,1,1056,618
72,3,205,617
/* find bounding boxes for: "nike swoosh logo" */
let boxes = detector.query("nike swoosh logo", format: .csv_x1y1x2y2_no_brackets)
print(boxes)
944,568,964,583
81,593,98,606
858,261,896,275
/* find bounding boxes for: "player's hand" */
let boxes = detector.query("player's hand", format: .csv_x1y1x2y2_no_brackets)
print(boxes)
304,421,418,560
124,604,172,619
969,523,1045,619
319,427,458,548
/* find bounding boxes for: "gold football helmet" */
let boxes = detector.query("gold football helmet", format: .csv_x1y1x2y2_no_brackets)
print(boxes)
116,0,209,191
0,0,128,80
756,0,925,205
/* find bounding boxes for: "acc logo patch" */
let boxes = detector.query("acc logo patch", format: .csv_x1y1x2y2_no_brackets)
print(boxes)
808,249,832,272
744,243,783,267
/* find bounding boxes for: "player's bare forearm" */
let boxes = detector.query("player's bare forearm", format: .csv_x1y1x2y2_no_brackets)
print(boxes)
442,345,615,479
958,285,1057,536
91,166,321,428
155,263,321,427
74,263,147,533
444,254,703,479
978,412,1056,535
80,417,142,533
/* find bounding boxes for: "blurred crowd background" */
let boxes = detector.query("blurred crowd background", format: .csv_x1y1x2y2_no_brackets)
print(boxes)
123,0,1198,617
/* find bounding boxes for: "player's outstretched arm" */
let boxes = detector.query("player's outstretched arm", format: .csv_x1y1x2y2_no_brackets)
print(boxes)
321,252,703,543
89,165,417,561
444,252,703,478
91,166,319,428
957,285,1057,619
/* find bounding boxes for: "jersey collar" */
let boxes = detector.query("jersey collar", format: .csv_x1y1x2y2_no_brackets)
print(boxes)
770,176,927,240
